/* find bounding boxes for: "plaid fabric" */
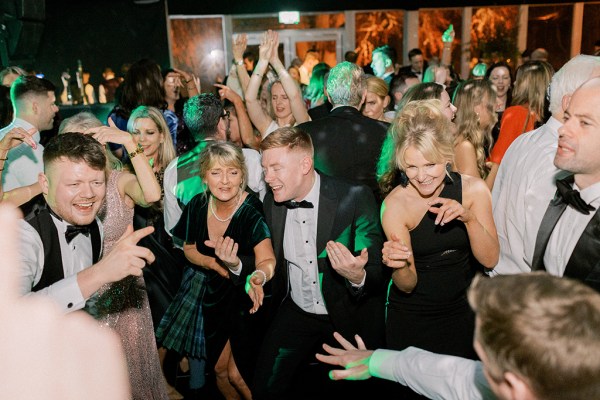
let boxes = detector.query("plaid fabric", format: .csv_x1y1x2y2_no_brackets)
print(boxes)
156,266,207,358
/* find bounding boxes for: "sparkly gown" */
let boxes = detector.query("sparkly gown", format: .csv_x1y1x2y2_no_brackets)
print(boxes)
97,170,168,400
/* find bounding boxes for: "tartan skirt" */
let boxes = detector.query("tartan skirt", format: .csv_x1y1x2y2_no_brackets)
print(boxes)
156,265,207,358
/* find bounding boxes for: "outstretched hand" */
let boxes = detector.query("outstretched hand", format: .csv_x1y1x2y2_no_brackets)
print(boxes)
382,233,411,269
316,332,374,381
205,236,241,270
233,33,248,61
326,241,367,284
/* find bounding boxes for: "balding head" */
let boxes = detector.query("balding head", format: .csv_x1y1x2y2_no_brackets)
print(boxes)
549,55,600,117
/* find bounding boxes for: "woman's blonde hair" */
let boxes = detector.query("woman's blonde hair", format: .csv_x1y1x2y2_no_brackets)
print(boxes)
127,106,176,170
199,141,248,196
366,76,389,100
511,61,554,122
453,79,497,178
392,100,455,172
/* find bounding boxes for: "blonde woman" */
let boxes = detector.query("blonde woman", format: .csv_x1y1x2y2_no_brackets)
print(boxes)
453,79,497,179
381,100,498,369
362,76,391,122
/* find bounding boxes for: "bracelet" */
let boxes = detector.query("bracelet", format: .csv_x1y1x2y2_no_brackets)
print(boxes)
0,168,3,172
128,144,144,159
235,59,244,66
251,269,268,286
0,157,6,161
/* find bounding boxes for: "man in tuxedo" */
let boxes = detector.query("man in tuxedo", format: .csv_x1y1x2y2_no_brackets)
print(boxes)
17,132,155,312
297,62,388,202
531,77,600,291
492,55,600,275
253,127,388,399
398,48,427,82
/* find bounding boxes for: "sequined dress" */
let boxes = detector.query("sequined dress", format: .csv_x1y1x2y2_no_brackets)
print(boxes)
97,170,168,400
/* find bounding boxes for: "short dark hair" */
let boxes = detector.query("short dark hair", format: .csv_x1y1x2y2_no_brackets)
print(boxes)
407,48,423,61
373,45,396,63
183,93,223,142
43,132,106,172
390,72,419,95
243,51,255,63
10,75,55,103
344,51,358,63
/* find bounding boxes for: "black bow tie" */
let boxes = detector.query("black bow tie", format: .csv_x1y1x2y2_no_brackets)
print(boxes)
280,200,314,209
65,225,91,243
555,175,596,215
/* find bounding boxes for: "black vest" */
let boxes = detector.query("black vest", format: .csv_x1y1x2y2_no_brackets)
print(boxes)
20,194,101,292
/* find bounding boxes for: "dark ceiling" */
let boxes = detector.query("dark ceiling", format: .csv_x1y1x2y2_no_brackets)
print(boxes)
166,0,581,15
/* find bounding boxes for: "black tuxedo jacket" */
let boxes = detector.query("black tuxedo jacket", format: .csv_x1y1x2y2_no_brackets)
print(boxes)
297,106,389,202
263,174,388,347
532,192,600,292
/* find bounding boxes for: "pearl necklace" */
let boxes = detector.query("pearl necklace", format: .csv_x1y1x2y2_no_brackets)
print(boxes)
209,193,243,222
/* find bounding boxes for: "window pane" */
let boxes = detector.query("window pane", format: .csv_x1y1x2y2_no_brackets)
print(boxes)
355,11,404,67
527,5,573,71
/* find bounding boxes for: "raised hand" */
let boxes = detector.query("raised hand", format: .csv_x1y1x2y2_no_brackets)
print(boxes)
442,24,455,43
268,30,280,65
233,33,248,62
214,83,242,103
0,127,37,152
315,332,374,381
326,241,367,284
258,31,273,61
86,118,133,147
427,196,472,226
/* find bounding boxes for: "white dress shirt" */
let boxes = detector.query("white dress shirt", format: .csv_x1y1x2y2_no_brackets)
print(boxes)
544,180,600,276
370,347,496,400
491,117,569,275
0,118,43,192
18,215,103,313
284,172,328,314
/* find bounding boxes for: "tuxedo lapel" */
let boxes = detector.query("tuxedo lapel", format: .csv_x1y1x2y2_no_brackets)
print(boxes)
563,208,600,291
316,176,337,258
531,198,567,270
269,202,287,264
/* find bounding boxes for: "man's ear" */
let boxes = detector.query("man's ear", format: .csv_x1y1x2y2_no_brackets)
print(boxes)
503,371,537,400
358,90,367,110
561,94,572,113
38,172,49,195
300,154,313,175
385,58,393,69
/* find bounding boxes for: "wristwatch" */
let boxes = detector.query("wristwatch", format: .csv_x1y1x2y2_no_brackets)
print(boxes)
235,59,244,66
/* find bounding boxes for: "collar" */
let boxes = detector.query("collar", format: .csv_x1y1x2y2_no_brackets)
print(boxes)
12,118,41,143
576,180,600,205
300,171,320,205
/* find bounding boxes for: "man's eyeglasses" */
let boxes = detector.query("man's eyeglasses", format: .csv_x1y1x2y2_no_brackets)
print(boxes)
221,110,230,120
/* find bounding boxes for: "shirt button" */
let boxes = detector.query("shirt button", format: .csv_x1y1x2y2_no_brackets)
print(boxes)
305,240,308,244
67,302,73,308
316,301,319,304
312,281,316,284
303,221,306,224
309,261,312,264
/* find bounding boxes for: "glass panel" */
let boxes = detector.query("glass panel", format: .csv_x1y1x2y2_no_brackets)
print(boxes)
170,17,225,94
471,6,519,69
582,3,600,56
419,8,463,70
296,40,337,68
354,11,404,67
232,13,344,32
527,4,573,71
